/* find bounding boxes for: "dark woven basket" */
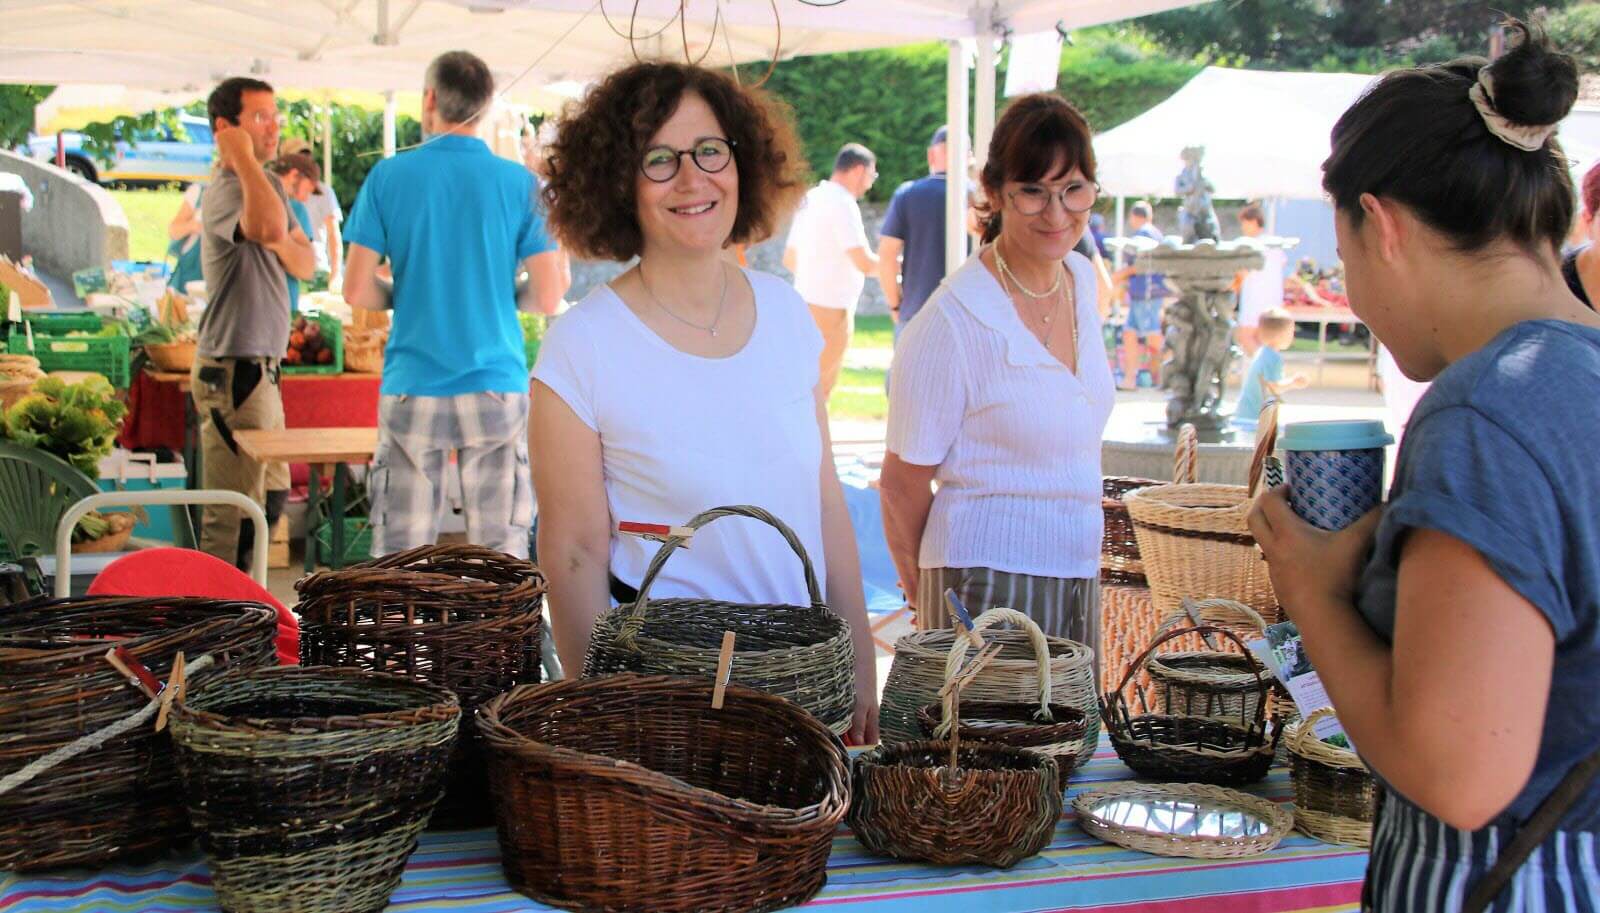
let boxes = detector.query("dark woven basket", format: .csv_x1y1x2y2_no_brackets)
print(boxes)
0,596,278,871
478,673,850,913
1101,624,1279,786
1100,476,1162,586
915,700,1087,791
584,506,856,737
296,544,545,827
171,666,460,913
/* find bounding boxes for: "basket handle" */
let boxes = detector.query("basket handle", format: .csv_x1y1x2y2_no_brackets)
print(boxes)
1287,705,1337,754
1172,423,1199,483
1246,400,1280,497
1154,598,1267,639
1111,623,1270,732
933,607,1052,739
626,505,825,621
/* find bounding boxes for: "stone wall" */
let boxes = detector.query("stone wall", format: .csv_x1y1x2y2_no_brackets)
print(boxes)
0,150,129,278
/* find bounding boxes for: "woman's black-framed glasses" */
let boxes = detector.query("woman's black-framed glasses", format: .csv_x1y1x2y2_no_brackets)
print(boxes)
1009,180,1100,216
641,136,737,183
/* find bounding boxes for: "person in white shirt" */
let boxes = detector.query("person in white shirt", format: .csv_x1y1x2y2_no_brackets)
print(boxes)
531,61,880,745
878,93,1115,662
783,143,879,397
1235,202,1288,356
281,137,343,287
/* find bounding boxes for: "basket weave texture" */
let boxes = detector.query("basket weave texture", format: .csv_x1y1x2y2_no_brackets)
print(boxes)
1286,708,1377,846
296,544,545,826
1102,624,1279,786
1101,475,1162,586
1073,781,1293,858
1122,416,1280,620
1146,599,1273,721
0,596,278,871
478,673,849,913
585,505,856,736
170,666,460,913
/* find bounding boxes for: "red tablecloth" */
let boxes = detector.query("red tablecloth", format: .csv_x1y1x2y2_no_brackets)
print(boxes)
119,370,382,452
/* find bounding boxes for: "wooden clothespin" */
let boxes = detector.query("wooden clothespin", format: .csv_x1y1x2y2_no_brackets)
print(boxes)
711,631,736,710
1182,598,1221,651
104,646,159,700
939,643,1003,698
618,521,696,548
944,589,985,649
155,651,186,733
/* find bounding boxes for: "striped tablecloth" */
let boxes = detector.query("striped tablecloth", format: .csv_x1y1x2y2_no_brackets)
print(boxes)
0,739,1367,913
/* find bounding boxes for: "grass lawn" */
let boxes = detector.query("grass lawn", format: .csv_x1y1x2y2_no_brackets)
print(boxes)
827,317,892,421
109,186,185,264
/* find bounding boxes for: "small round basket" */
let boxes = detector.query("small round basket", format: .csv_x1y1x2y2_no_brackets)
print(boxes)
1102,624,1279,786
1146,599,1273,721
170,666,461,913
585,505,856,736
1286,707,1377,846
144,339,196,373
1073,781,1293,859
478,673,849,913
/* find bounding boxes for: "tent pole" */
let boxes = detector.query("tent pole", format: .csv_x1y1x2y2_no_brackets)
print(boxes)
945,39,970,277
1267,196,1279,233
973,6,997,178
322,104,333,181
383,90,397,159
1115,195,1125,269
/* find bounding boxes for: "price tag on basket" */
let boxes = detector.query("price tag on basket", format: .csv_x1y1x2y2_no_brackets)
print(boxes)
618,520,696,547
944,589,985,649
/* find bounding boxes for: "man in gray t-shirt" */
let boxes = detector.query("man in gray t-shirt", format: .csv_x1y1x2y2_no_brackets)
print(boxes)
192,76,315,570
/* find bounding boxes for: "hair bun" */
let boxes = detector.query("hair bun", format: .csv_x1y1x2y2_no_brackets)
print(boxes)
1485,19,1579,128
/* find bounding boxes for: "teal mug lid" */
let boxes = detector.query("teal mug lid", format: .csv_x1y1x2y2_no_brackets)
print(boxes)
1280,419,1394,452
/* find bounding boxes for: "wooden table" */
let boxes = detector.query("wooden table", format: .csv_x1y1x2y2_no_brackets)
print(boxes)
1281,306,1378,388
233,427,378,571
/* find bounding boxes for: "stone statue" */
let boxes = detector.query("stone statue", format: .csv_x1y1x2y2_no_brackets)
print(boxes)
1175,146,1220,243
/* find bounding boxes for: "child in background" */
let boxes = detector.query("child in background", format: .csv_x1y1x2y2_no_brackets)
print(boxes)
1233,309,1306,428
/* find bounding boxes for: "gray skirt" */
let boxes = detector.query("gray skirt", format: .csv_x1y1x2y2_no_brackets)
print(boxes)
916,566,1101,683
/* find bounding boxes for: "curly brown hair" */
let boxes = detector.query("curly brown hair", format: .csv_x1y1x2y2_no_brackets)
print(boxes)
542,62,809,262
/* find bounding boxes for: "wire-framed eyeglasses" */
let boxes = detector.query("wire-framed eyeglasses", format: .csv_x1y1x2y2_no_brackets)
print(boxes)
1008,180,1100,215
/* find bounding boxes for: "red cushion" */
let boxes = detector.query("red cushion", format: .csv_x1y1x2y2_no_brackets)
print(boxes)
87,547,298,665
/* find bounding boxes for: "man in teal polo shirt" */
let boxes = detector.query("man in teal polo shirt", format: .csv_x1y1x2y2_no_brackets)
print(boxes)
342,50,564,559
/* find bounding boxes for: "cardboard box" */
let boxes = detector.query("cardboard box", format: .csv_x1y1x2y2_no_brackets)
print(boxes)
268,514,289,569
0,256,50,310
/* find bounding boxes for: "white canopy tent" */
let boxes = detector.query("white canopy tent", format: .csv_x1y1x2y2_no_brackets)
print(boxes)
4,0,1212,271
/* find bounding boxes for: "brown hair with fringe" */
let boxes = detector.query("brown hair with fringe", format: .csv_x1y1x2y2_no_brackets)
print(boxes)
976,93,1096,245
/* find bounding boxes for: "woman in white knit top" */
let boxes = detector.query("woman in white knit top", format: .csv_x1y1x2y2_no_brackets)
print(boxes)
880,93,1114,652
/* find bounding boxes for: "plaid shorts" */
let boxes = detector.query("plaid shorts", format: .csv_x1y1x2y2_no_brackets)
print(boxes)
370,391,532,558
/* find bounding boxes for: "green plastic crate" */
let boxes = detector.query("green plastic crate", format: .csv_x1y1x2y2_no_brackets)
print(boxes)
284,311,343,375
313,517,373,566
7,323,132,388
20,311,103,334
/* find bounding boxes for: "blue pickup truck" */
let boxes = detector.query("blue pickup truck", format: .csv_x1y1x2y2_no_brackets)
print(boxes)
24,113,215,186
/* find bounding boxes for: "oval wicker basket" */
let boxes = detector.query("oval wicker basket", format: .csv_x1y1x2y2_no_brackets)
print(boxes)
1122,410,1281,620
913,607,1087,791
143,339,196,373
1101,475,1162,586
0,596,278,871
478,673,850,913
1286,708,1377,846
1102,624,1279,786
1147,599,1273,721
881,620,1098,762
585,505,856,737
343,329,386,374
170,666,461,913
296,544,545,827
1073,781,1293,859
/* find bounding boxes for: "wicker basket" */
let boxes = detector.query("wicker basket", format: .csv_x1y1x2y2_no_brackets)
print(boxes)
1287,708,1377,846
1102,624,1279,786
1101,475,1162,586
1099,581,1160,697
1122,409,1280,620
853,626,1063,868
1073,781,1293,859
1147,599,1273,721
912,607,1087,790
143,339,196,373
881,616,1098,762
478,673,849,913
170,666,460,913
343,329,386,374
0,596,278,871
585,505,856,737
296,544,545,827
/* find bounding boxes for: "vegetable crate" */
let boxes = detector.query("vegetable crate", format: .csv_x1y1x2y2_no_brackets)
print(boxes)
284,312,343,375
6,320,132,388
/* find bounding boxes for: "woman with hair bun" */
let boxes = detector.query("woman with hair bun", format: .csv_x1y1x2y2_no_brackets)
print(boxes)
1249,20,1600,909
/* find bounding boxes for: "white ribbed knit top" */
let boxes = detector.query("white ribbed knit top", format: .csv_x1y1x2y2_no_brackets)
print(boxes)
886,248,1114,579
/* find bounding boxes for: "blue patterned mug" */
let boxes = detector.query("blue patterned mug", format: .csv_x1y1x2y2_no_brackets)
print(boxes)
1281,420,1395,531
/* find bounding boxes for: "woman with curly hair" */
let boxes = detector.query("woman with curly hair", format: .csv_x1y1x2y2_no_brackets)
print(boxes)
531,61,879,743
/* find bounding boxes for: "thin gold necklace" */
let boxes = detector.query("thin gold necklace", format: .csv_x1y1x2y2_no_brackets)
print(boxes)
638,260,729,337
997,250,1079,370
995,239,1063,299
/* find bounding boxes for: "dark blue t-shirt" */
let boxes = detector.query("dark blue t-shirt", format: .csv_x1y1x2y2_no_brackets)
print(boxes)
880,173,949,326
1356,319,1600,828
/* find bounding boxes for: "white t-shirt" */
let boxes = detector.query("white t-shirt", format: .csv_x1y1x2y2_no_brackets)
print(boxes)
532,269,829,606
304,181,343,272
789,180,870,310
1238,247,1287,327
886,250,1115,579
